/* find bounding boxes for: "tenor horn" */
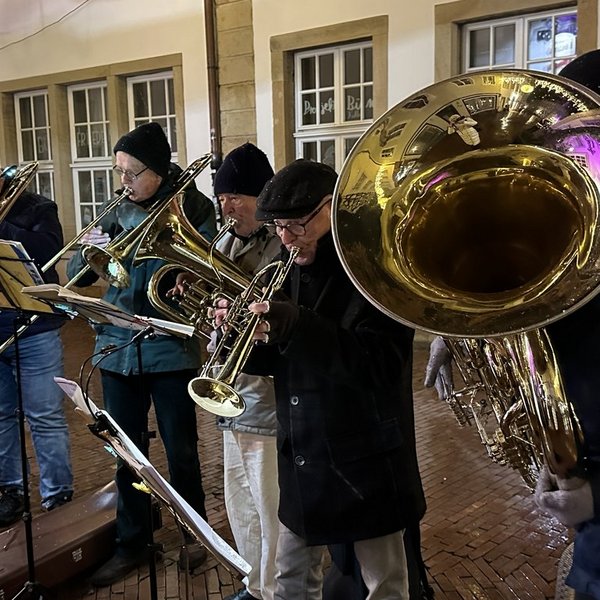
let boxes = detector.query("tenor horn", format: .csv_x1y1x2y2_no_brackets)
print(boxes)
133,194,258,334
332,69,600,487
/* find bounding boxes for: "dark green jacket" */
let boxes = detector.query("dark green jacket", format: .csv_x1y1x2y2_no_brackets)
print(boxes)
67,163,216,374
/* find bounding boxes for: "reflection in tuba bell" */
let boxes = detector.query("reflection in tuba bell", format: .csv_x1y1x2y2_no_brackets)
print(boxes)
332,69,600,488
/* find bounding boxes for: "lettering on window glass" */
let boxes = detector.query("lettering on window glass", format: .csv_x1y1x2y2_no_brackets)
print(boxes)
303,99,316,116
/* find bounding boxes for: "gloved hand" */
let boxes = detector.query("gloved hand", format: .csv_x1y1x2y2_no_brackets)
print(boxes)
424,336,453,401
249,299,300,345
534,465,594,528
80,226,110,248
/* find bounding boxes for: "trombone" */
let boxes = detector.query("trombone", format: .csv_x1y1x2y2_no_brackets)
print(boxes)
82,154,212,288
0,186,133,355
188,246,299,417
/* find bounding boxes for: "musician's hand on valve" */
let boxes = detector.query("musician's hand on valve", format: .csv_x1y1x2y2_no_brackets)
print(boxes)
209,298,231,331
166,272,196,298
249,300,299,345
80,226,110,249
534,465,594,528
424,336,454,401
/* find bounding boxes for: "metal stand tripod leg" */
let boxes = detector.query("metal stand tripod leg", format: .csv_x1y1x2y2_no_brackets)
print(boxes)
10,315,53,600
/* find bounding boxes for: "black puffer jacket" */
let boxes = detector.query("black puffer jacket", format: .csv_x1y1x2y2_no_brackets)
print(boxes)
247,233,426,545
0,191,66,342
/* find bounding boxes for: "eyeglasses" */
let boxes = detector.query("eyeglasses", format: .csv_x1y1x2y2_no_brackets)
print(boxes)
112,165,149,181
267,198,331,237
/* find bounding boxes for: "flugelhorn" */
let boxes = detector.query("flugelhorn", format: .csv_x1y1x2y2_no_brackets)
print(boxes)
188,246,299,417
332,69,600,487
82,154,212,287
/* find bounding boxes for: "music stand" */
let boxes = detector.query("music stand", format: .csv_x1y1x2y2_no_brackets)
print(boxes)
21,285,195,599
23,286,247,594
54,378,251,579
0,242,59,600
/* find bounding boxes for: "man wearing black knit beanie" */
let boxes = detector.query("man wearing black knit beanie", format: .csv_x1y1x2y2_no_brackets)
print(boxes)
176,142,281,600
67,121,217,586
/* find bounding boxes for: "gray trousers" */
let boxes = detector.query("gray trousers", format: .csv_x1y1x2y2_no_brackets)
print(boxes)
274,523,409,600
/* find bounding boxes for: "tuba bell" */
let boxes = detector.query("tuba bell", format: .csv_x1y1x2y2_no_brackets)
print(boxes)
332,69,600,487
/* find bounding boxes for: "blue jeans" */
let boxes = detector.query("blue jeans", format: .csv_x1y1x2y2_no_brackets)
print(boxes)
0,329,73,501
100,369,206,555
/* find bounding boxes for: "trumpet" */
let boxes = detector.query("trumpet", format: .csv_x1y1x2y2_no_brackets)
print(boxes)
82,154,212,288
187,246,299,417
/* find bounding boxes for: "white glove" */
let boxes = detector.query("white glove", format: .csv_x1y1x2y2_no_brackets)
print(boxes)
80,226,110,248
424,336,453,401
534,465,594,528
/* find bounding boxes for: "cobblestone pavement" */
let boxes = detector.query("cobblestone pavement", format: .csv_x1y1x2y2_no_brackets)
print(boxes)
1,318,572,599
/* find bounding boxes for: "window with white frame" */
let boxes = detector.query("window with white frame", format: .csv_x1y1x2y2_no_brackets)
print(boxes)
127,72,177,158
68,83,112,230
463,8,577,74
294,42,373,172
15,91,54,200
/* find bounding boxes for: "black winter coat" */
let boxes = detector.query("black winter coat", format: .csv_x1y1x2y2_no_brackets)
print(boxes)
0,191,66,342
547,296,600,593
247,233,426,545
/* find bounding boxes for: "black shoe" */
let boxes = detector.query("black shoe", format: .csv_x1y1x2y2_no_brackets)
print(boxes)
178,542,208,572
223,589,261,600
41,491,73,512
0,488,24,526
89,550,153,587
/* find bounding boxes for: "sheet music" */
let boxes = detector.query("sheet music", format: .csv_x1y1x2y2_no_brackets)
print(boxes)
55,377,251,579
0,241,55,313
22,284,194,337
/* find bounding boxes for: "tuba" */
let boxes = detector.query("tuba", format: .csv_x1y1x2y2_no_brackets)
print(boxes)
332,69,600,488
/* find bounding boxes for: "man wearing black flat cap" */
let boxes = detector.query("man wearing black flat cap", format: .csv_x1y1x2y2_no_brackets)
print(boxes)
67,121,217,586
224,158,426,599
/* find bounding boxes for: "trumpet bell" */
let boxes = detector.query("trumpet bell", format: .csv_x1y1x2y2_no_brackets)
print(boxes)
188,377,245,418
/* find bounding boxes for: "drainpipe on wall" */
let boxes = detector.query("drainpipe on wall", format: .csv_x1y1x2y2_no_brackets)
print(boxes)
204,0,222,183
